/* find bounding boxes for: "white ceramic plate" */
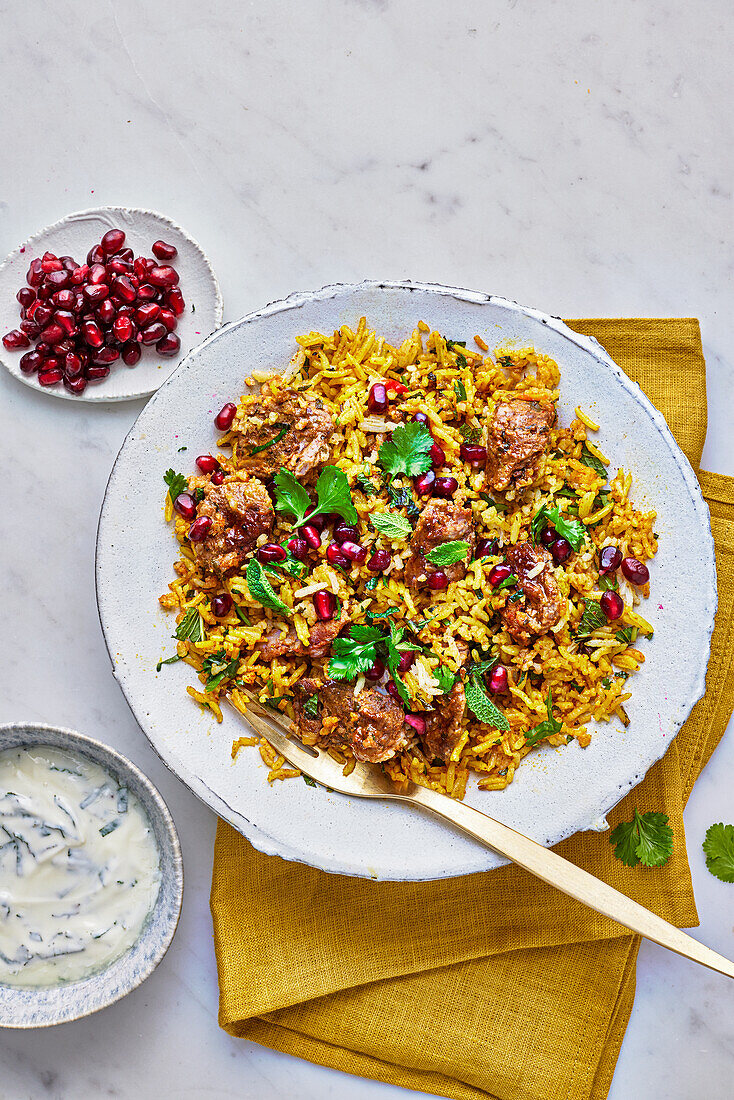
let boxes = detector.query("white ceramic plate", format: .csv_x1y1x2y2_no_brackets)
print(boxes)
0,206,223,402
96,281,717,881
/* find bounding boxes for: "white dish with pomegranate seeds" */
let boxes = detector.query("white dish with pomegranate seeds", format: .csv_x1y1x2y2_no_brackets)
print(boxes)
96,281,717,882
0,206,223,403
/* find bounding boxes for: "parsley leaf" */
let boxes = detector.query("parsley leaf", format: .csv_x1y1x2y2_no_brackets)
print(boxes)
175,606,204,643
378,422,433,479
579,443,608,480
531,503,586,550
577,598,607,637
370,512,413,540
525,690,563,746
609,810,673,868
312,465,358,524
702,823,734,882
425,540,471,567
245,558,292,617
273,468,311,525
328,625,384,681
249,422,290,456
465,675,510,731
164,468,187,504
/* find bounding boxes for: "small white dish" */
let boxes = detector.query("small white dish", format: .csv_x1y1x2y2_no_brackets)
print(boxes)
0,722,183,1028
0,206,223,403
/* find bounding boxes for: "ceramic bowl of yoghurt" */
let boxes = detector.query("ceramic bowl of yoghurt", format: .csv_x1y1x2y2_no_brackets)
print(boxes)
0,722,183,1027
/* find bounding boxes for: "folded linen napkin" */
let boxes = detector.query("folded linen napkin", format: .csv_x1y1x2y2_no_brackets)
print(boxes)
210,319,734,1100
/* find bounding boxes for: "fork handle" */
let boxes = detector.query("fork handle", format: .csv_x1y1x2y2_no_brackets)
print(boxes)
412,785,734,979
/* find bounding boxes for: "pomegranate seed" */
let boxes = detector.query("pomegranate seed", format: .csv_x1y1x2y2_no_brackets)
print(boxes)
601,590,624,621
475,537,499,558
599,545,622,574
53,289,75,309
158,307,177,331
152,239,178,261
41,257,63,273
488,665,509,693
620,557,649,586
85,365,111,381
136,283,158,302
385,380,408,394
136,303,161,326
385,680,401,699
111,275,136,303
54,311,77,336
287,537,308,561
156,333,180,357
404,713,426,735
460,442,487,467
93,347,120,364
367,383,388,414
430,442,445,466
489,563,513,587
122,345,141,367
52,340,74,355
539,525,556,546
101,229,126,254
41,356,60,372
427,569,449,590
304,505,329,531
26,260,43,286
70,265,88,285
415,470,436,496
19,321,40,337
215,403,237,431
65,352,83,378
333,522,359,543
107,258,132,276
118,248,134,262
188,516,212,543
195,454,220,474
38,368,63,386
34,304,53,327
550,537,572,564
364,659,385,681
302,525,322,550
81,320,104,348
46,269,70,290
60,256,78,272
212,593,233,618
35,342,51,356
257,543,288,564
19,351,43,373
17,287,35,307
434,476,458,498
133,257,149,279
173,492,196,520
113,314,134,343
88,263,107,285
141,322,167,345
209,470,223,485
165,287,185,315
148,265,179,288
326,543,349,568
3,329,30,350
367,548,391,572
314,590,336,621
83,283,109,304
40,322,64,344
411,412,430,425
64,375,87,395
96,298,116,324
87,245,105,265
26,299,41,319
341,540,367,563
398,651,415,673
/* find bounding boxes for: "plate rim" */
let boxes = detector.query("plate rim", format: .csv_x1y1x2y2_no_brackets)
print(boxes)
95,279,717,879
0,204,224,404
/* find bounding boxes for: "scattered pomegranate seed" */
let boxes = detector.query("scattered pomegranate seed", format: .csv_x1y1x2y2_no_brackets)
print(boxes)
19,351,43,373
367,548,391,572
460,442,487,467
83,283,109,304
257,543,288,564
87,245,105,265
87,263,107,285
166,287,186,315
415,470,436,496
215,403,237,431
475,537,499,559
156,332,180,357
601,590,624,621
385,680,400,699
46,269,70,290
211,470,225,485
136,283,158,302
314,590,336,621
54,289,75,309
82,320,104,348
367,383,388,414
141,322,167,345
34,304,53,327
540,525,556,546
26,260,43,286
158,307,178,332
54,311,77,336
398,651,415,673
64,352,83,378
112,314,134,343
101,229,126,254
16,287,35,308
430,442,445,466
489,665,509,693
148,265,179,288
489,563,513,587
326,543,350,568
173,492,196,520
196,454,220,474
86,365,110,381
427,569,449,590
19,320,40,338
620,557,649,585
550,537,572,564
302,525,322,550
38,368,63,386
41,322,65,345
434,476,458,498
341,540,367,563
212,593,233,618
122,345,141,367
93,347,120,365
152,240,178,261
41,256,63,274
287,537,308,561
64,376,87,394
333,522,359,543
364,659,385,681
136,303,161,326
404,713,426,735
599,545,622,574
3,329,30,350
188,516,212,542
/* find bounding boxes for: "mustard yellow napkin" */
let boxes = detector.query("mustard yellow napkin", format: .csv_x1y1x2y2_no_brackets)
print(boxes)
211,319,734,1100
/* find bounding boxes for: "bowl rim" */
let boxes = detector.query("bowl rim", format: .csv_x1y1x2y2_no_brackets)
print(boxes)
0,721,184,1027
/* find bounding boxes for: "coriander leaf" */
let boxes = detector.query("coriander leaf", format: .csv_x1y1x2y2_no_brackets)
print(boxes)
350,623,387,644
156,654,182,671
425,539,471,567
163,468,187,504
274,468,311,525
577,598,607,637
391,669,412,707
454,379,467,401
609,809,674,868
175,606,204,643
531,503,586,550
494,572,517,592
249,422,290,456
525,690,563,746
303,693,319,719
245,557,292,617
579,443,608,480
313,465,358,524
378,422,433,479
702,823,734,882
434,665,457,693
370,512,413,540
465,675,510,731
328,626,382,681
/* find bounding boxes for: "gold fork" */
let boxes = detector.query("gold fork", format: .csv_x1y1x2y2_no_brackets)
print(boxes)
231,692,734,980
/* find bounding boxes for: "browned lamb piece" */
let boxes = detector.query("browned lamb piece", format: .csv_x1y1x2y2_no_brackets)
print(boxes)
500,542,563,644
191,475,273,578
404,501,475,589
486,399,556,492
235,388,333,481
256,602,350,661
422,681,466,761
292,678,409,763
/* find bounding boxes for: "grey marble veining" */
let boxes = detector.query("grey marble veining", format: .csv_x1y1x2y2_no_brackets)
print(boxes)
0,0,732,1097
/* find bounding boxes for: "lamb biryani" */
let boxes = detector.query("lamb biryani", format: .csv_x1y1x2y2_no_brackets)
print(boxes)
158,319,657,799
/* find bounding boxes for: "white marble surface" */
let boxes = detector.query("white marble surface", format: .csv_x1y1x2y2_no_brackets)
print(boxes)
1,1,732,1097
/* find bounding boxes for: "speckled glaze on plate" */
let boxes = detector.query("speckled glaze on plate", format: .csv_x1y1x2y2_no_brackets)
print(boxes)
0,206,223,402
95,281,717,881
0,723,183,1028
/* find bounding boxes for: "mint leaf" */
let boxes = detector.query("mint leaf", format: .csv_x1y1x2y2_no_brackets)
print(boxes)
434,665,457,693
702,823,734,883
609,810,674,868
577,598,607,637
164,468,187,504
425,540,471,567
525,690,562,746
579,443,608,480
465,675,510,731
245,558,292,617
202,651,240,692
156,654,182,671
378,422,433,479
370,512,413,540
494,572,517,592
454,379,467,401
615,626,638,645
303,693,319,719
274,468,311,525
174,606,204,643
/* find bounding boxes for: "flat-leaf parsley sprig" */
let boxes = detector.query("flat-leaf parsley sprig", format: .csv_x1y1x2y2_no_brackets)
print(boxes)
274,465,358,528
